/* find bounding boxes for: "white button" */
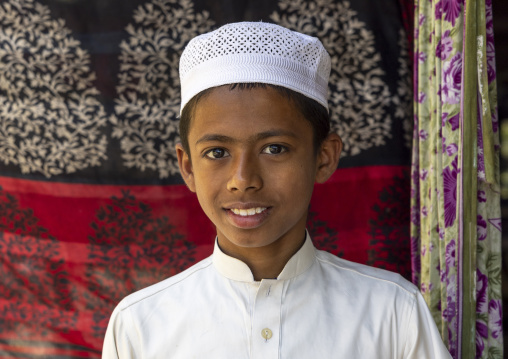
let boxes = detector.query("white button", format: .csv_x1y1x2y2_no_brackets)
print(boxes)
261,328,273,340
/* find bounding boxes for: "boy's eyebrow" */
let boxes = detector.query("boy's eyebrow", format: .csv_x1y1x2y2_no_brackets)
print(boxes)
195,130,298,145
195,134,234,145
253,130,298,141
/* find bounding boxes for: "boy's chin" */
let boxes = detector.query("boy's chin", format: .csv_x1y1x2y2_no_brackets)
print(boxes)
217,231,273,249
216,225,304,250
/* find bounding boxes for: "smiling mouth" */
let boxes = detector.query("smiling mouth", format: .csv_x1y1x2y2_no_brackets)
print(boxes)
230,207,267,216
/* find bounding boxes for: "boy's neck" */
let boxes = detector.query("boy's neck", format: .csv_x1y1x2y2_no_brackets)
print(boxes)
217,233,306,281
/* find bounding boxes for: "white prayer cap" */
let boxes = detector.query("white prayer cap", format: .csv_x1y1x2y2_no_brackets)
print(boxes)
179,22,331,113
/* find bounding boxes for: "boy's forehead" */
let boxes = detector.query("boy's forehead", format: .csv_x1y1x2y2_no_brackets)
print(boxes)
179,22,331,114
190,86,308,140
194,86,291,115
195,85,287,110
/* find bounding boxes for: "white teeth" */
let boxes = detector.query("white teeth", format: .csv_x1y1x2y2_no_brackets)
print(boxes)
231,207,267,216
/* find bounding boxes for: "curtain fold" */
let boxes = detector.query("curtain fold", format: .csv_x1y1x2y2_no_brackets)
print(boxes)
411,0,502,357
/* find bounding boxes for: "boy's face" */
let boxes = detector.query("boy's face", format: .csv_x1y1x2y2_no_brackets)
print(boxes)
176,86,341,258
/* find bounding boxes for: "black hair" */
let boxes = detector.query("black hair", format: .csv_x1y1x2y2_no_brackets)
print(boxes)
179,83,330,155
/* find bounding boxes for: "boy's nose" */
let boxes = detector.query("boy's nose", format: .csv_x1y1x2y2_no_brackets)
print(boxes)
226,155,263,192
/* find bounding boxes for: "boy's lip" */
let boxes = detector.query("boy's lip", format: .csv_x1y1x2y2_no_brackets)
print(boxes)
222,202,271,210
222,203,272,229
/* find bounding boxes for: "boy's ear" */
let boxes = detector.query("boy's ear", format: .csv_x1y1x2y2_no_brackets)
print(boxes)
176,143,196,192
315,133,342,184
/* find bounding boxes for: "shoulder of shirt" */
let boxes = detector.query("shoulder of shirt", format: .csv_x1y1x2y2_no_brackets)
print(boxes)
113,255,214,312
314,248,419,297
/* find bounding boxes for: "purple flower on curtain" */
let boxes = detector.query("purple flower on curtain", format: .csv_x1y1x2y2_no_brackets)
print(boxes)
446,288,459,358
489,299,503,339
441,53,462,104
422,206,428,217
442,112,448,127
440,267,446,282
435,1,443,20
419,129,428,140
477,190,487,202
443,156,458,227
445,239,456,276
420,169,428,181
448,327,457,358
411,207,420,226
476,320,488,359
418,91,427,103
477,215,487,241
421,244,427,257
475,268,489,358
435,0,463,26
485,0,496,84
492,112,499,133
419,13,426,26
446,113,460,131
446,143,458,156
476,269,488,313
436,30,453,60
486,36,496,84
418,52,427,63
442,295,456,321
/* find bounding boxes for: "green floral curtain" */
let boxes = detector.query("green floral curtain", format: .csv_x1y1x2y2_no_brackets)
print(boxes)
411,0,502,358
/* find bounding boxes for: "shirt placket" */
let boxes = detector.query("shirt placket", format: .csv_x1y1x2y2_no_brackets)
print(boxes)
251,279,283,359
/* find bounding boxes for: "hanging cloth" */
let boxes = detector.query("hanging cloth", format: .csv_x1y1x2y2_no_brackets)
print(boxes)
411,0,502,357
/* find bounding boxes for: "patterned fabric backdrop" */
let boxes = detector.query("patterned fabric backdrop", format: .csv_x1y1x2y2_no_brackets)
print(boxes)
411,0,502,358
0,0,457,357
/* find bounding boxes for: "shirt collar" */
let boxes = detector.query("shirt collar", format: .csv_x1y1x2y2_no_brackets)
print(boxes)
212,231,316,282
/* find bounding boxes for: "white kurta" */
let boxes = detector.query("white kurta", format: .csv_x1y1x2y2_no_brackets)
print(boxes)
103,233,452,358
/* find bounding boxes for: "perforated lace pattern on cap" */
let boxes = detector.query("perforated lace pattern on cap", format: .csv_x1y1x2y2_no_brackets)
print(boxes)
179,22,331,112
180,23,326,75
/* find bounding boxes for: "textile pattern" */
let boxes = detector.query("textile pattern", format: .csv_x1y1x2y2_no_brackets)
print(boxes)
0,0,413,357
411,0,502,357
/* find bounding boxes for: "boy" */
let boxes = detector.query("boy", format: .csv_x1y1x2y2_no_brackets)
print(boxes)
103,22,451,358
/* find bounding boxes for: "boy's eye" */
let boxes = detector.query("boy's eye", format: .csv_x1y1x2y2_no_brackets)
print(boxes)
262,144,287,155
205,148,229,159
